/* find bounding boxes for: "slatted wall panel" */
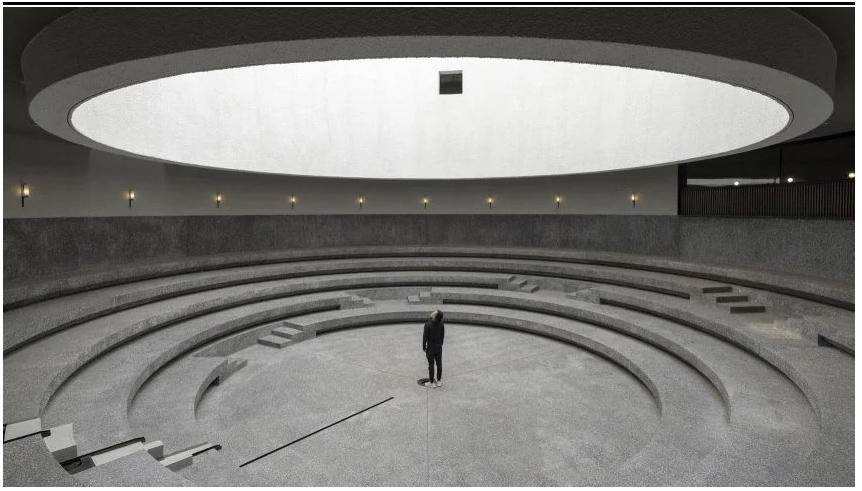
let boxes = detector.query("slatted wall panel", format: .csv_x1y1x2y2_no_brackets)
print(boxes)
680,181,855,218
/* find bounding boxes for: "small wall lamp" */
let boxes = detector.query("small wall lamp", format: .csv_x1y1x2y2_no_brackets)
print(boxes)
787,177,794,183
290,195,296,210
487,196,494,209
849,172,855,179
21,183,29,207
216,193,222,208
128,189,135,208
733,181,739,186
631,192,638,208
555,195,562,210
423,196,429,210
358,196,364,209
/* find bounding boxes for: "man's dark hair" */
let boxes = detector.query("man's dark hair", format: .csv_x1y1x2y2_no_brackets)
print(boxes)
433,311,444,321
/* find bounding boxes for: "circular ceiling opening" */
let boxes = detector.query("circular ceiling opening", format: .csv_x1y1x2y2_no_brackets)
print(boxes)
69,57,790,179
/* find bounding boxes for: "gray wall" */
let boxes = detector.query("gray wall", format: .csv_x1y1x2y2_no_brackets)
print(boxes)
4,215,853,283
4,133,677,217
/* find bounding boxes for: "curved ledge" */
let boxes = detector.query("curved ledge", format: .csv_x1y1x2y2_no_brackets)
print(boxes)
23,9,833,174
4,247,853,311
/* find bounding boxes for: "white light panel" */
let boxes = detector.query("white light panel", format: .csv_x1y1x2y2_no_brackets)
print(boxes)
70,58,790,179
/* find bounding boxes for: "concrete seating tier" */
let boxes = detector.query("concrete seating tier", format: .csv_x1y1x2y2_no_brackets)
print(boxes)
5,251,807,355
5,246,852,310
3,267,509,353
277,302,821,485
2,247,852,486
130,303,731,486
128,356,246,456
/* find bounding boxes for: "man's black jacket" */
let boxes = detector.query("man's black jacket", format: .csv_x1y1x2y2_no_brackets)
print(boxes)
423,320,445,353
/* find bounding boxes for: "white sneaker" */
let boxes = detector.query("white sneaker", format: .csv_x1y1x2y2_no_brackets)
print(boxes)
435,380,442,388
424,381,434,388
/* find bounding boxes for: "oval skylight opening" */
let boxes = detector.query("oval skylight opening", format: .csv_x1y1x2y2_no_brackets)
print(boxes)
69,57,790,179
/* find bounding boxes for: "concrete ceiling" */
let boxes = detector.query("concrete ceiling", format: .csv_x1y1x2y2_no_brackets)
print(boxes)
3,7,853,146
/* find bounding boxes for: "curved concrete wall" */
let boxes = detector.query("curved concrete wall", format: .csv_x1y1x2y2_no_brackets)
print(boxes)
3,215,853,284
4,133,676,217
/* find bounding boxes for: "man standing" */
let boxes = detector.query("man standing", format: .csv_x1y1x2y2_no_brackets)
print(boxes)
423,310,445,388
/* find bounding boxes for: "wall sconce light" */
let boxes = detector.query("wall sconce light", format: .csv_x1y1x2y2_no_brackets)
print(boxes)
631,192,637,208
290,195,296,210
423,196,429,210
733,181,740,186
21,183,29,207
358,196,364,209
787,177,794,183
216,193,222,208
487,196,494,209
849,172,855,179
128,189,135,208
555,195,561,210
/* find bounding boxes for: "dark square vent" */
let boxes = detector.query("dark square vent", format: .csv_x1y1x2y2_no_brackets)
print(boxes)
439,71,463,95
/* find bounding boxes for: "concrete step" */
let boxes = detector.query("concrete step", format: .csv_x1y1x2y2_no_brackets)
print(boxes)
702,286,733,294
43,423,76,462
159,450,192,471
726,303,767,314
715,295,749,303
270,326,304,340
521,283,539,293
257,335,293,348
406,294,420,304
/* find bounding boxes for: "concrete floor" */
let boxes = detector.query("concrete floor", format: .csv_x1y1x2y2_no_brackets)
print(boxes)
177,323,660,486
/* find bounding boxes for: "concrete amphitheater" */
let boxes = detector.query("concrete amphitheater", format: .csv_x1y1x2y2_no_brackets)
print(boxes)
3,244,855,486
3,5,855,488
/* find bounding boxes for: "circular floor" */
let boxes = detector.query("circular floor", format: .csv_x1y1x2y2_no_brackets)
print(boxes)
178,323,659,486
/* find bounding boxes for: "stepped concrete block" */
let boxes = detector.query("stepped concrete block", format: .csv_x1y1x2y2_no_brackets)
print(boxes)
728,304,767,314
43,423,76,462
4,418,42,442
258,335,292,348
270,326,305,340
702,286,733,294
521,284,539,293
89,441,145,467
715,295,749,303
406,294,420,304
144,440,164,459
160,450,192,471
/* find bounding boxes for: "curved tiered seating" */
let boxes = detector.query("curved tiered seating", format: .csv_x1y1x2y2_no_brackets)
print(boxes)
2,246,854,486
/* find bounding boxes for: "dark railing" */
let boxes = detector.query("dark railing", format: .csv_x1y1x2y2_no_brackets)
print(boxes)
680,181,854,219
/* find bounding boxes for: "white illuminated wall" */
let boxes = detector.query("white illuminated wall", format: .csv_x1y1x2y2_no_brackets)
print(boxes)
4,133,677,217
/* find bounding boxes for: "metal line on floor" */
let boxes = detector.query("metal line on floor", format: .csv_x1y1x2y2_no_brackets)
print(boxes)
238,396,394,468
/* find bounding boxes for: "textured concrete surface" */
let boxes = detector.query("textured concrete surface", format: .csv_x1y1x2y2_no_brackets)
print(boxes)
73,447,196,487
679,217,854,283
5,216,853,284
2,247,853,486
3,268,506,353
179,323,665,486
3,434,81,487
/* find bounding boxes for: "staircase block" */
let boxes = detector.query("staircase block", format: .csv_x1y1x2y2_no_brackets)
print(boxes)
160,451,192,471
4,418,42,442
144,441,164,459
258,335,292,348
271,326,305,340
43,423,77,463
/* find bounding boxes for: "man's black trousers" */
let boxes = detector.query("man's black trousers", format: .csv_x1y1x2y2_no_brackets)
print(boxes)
426,349,442,382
